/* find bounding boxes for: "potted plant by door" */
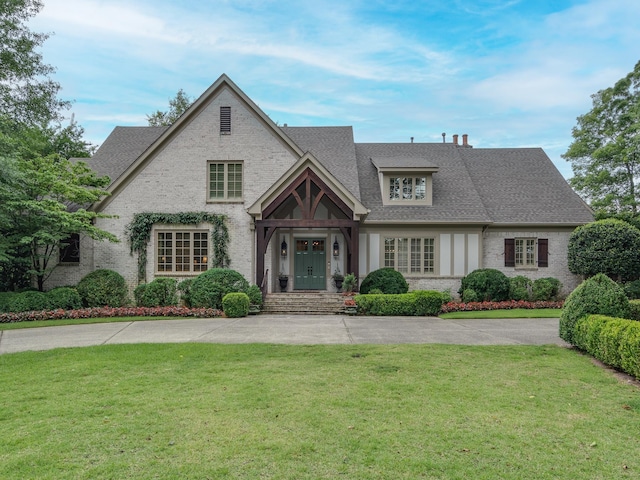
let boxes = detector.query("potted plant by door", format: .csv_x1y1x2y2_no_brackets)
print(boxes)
332,268,344,292
278,272,288,292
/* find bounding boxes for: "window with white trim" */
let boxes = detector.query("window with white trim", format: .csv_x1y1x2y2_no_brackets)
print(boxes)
388,176,427,201
208,162,243,201
384,237,435,274
157,231,209,273
515,238,536,267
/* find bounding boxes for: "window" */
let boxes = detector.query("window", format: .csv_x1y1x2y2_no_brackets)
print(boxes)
220,106,231,134
504,238,548,268
385,237,435,274
209,162,243,200
59,233,80,263
157,231,208,273
388,176,427,201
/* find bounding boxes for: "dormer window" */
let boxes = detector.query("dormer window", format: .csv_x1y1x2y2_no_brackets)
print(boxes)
372,157,438,206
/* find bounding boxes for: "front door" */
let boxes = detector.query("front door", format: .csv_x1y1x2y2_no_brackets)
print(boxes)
294,239,326,290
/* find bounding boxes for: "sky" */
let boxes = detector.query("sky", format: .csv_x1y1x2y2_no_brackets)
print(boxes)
30,0,640,179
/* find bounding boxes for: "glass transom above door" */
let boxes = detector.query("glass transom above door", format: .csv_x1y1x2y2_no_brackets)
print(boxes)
294,239,326,290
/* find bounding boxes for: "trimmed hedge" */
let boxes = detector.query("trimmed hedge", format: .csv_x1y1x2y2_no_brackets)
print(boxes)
0,292,17,313
359,268,408,295
532,277,562,301
77,269,128,307
7,291,50,312
509,276,532,301
559,273,630,344
573,314,640,380
628,300,640,320
47,287,82,310
355,290,445,316
136,278,178,307
245,284,263,307
459,269,510,302
222,292,250,318
190,268,249,309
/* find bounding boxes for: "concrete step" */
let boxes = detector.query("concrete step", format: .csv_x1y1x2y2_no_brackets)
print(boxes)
262,292,347,315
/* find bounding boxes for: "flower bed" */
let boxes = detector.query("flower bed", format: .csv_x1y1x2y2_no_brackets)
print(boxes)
0,306,222,323
440,300,563,313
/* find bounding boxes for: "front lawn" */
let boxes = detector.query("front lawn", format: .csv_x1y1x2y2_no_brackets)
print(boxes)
1,343,638,479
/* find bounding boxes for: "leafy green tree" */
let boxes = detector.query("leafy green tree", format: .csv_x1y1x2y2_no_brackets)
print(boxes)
1,155,118,291
146,89,193,126
0,0,68,126
568,219,640,281
563,60,640,214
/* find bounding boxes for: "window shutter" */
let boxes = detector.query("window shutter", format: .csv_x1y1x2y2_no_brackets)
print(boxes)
538,238,549,267
504,238,515,267
220,106,231,134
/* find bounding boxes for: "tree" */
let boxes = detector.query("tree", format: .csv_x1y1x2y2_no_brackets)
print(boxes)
0,155,118,291
146,89,193,126
0,0,68,126
563,60,640,215
568,219,640,281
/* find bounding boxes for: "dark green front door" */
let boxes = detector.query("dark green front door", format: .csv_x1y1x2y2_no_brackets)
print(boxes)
294,239,326,290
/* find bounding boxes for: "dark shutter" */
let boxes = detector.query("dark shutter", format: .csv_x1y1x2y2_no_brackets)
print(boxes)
59,233,80,263
538,238,548,267
504,238,515,267
220,106,231,134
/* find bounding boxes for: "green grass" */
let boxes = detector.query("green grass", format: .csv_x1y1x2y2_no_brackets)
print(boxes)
440,308,562,319
1,343,638,479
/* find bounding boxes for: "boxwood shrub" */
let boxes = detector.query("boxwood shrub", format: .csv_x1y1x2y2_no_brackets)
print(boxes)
136,278,178,307
222,292,250,318
7,291,51,312
47,287,82,310
0,292,17,313
359,268,408,295
628,299,640,320
559,273,630,344
459,269,510,302
355,290,445,316
532,277,562,301
190,268,249,309
245,284,263,307
77,269,128,307
509,275,532,301
573,314,640,380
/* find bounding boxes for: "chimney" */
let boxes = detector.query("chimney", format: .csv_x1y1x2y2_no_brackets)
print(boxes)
462,134,468,146
441,132,446,143
453,134,459,146
411,137,414,143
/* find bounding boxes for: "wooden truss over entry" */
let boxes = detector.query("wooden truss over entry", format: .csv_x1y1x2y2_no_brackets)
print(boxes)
254,167,361,292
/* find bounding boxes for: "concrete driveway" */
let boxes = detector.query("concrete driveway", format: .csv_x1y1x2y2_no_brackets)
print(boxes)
0,315,566,355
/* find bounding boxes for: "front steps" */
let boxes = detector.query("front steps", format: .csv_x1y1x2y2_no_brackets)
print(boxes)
262,292,346,315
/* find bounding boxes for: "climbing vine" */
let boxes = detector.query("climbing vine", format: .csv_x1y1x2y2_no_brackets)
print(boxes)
125,212,230,283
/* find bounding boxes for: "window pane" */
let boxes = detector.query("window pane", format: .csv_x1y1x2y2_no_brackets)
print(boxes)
193,232,209,272
312,240,324,252
415,177,426,200
209,164,224,198
397,238,408,273
515,239,523,266
402,178,413,200
526,239,535,266
384,238,395,268
411,238,421,273
227,163,242,198
389,177,400,200
158,232,173,272
423,238,434,273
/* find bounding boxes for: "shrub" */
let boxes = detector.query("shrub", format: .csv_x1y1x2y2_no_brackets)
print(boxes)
136,278,178,307
368,288,383,295
190,268,249,309
628,300,640,320
458,269,510,302
355,291,444,316
77,269,128,307
559,273,630,344
46,287,82,310
245,284,263,306
8,291,50,312
532,277,562,301
134,284,147,306
462,289,479,303
0,292,17,313
573,315,640,380
360,268,408,295
568,219,640,281
222,292,250,318
623,280,640,299
178,279,193,307
342,273,357,293
509,275,532,301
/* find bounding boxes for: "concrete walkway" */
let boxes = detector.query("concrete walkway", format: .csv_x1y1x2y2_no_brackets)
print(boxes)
0,315,566,354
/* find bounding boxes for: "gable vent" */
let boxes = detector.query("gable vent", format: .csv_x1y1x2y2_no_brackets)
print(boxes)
220,106,231,134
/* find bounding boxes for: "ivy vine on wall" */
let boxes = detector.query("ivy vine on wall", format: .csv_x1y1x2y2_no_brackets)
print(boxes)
125,212,230,283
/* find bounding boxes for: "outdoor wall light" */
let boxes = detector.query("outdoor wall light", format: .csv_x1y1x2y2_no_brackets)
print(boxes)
281,238,288,257
333,237,340,257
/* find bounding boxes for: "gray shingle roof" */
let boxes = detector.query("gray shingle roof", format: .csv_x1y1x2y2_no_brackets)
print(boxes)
281,126,361,200
87,126,167,183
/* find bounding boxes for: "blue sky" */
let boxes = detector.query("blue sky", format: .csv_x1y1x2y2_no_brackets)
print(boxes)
31,0,640,178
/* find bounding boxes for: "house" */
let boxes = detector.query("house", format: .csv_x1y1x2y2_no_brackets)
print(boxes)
47,75,594,297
